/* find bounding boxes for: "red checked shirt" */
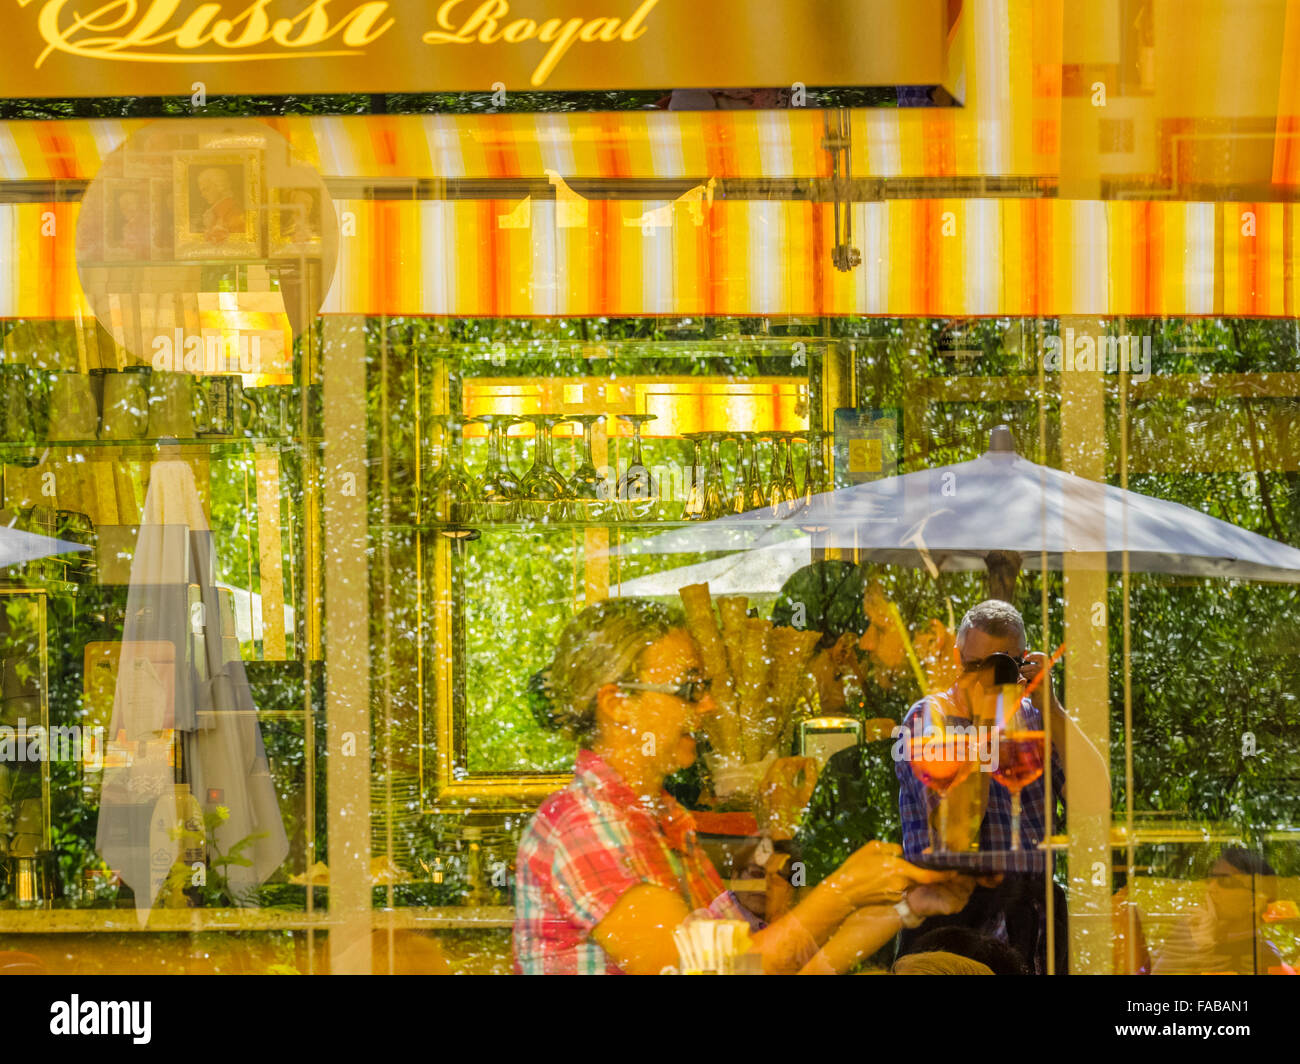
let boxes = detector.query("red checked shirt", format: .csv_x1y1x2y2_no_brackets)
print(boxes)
513,749,756,974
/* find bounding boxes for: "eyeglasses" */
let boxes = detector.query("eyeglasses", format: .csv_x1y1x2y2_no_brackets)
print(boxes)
617,677,713,703
961,653,1027,674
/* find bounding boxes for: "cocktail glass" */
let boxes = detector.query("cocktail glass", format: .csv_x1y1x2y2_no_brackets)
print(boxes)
909,727,978,854
993,729,1045,852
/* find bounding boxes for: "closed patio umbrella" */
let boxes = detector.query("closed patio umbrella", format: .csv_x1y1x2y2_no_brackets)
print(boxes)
96,451,288,921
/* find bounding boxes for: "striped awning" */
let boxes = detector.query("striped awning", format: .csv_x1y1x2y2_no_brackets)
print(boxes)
0,197,1292,319
0,0,1294,321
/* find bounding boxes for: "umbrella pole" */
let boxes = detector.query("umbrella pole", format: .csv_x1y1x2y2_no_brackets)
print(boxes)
984,550,1023,602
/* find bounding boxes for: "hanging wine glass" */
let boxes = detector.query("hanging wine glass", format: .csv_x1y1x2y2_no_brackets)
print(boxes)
422,415,476,527
682,432,708,521
810,430,830,496
566,414,610,522
798,429,830,510
729,432,764,515
700,432,729,520
519,414,573,522
468,414,522,523
781,430,799,508
763,432,792,518
614,413,658,522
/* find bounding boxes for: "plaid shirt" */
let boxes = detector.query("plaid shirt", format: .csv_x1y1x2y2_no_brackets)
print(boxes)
896,692,1067,973
514,749,754,974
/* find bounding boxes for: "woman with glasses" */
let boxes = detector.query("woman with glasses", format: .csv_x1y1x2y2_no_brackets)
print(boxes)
513,597,973,975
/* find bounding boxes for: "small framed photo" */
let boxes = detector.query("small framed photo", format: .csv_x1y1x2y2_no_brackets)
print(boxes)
269,187,324,256
173,150,261,259
102,179,153,262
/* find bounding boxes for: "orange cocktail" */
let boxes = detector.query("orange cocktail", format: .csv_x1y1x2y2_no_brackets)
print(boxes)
909,732,979,853
992,730,1044,851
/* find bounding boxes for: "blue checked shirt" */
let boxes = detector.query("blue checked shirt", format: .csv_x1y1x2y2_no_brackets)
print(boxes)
895,693,1066,859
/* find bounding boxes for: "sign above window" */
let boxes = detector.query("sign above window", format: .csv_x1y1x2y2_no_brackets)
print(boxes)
4,0,959,98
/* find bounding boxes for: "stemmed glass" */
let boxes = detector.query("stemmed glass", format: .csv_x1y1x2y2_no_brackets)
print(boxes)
469,414,522,523
422,415,476,527
682,432,708,521
798,430,829,509
566,414,610,522
908,714,979,855
519,415,572,522
700,432,729,520
993,728,1045,852
615,413,658,521
729,432,765,515
763,432,795,518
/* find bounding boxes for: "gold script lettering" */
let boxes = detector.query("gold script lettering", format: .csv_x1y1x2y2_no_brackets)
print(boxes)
424,0,661,86
211,1,273,48
422,0,508,44
32,0,393,66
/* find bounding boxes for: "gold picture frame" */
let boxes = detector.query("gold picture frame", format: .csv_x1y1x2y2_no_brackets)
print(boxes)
172,151,261,260
269,187,324,257
101,178,152,263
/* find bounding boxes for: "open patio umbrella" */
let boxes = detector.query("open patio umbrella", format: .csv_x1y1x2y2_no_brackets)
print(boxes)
0,521,90,567
620,426,1300,597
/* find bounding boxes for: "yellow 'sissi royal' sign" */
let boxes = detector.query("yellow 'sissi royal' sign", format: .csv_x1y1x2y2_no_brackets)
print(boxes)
9,0,954,97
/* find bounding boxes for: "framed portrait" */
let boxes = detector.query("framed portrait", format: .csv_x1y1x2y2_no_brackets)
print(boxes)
102,179,153,263
269,187,324,257
172,151,261,259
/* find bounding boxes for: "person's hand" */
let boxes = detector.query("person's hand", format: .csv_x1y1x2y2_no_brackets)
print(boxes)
759,756,819,840
906,874,976,918
827,841,954,909
1019,650,1054,713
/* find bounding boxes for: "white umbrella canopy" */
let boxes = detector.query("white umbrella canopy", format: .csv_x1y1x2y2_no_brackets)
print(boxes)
0,522,90,567
623,426,1300,585
618,537,815,597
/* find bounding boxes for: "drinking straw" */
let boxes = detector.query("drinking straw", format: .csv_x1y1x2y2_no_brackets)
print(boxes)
1021,642,1067,702
886,600,929,696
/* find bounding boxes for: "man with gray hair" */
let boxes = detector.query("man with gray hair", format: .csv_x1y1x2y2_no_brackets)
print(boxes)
895,598,1070,973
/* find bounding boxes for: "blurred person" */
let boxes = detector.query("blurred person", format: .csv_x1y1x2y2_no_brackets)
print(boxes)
899,924,1029,975
513,598,975,975
892,950,994,975
1151,848,1293,975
